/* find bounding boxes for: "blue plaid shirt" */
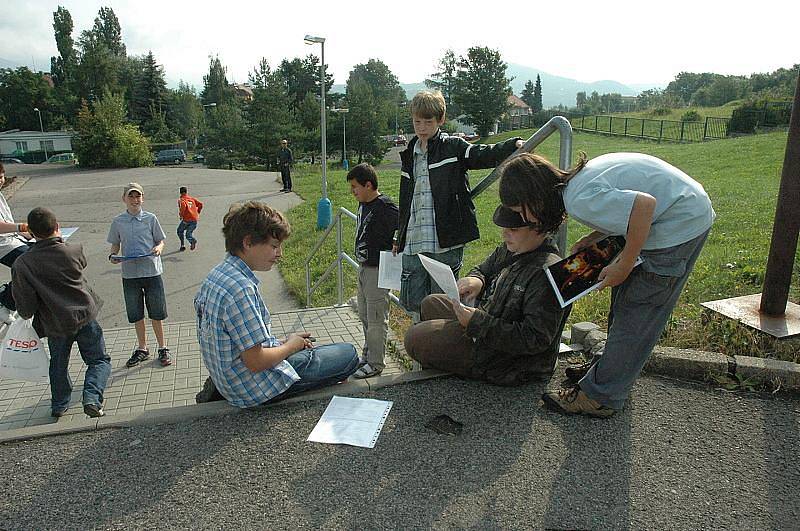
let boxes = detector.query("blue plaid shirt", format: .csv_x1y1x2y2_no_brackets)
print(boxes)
195,254,299,407
404,141,461,255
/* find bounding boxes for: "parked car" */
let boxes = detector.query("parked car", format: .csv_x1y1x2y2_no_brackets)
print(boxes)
463,133,480,141
192,153,205,163
394,134,407,146
155,149,186,165
0,157,23,164
44,152,77,165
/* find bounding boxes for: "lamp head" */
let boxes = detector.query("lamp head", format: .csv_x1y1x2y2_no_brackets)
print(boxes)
304,35,325,44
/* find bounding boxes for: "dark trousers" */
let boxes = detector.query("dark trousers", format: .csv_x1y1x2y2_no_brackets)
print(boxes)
0,244,31,310
280,165,292,190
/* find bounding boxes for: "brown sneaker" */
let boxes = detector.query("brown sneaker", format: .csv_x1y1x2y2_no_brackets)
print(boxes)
542,385,616,418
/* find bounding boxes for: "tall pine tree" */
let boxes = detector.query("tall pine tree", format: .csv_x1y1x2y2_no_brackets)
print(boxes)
521,80,535,108
131,51,166,126
532,74,543,113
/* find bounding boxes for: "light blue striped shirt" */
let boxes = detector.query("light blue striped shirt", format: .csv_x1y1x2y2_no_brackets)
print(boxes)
195,254,299,408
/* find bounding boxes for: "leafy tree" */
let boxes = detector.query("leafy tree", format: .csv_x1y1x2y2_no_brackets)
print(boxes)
166,82,203,146
426,49,459,117
131,51,167,126
532,74,543,113
296,91,321,163
73,90,151,168
49,6,78,125
521,80,535,107
0,67,55,131
277,55,332,110
345,79,384,164
348,59,404,132
575,91,587,110
452,46,512,137
91,7,126,57
201,56,234,107
245,58,298,167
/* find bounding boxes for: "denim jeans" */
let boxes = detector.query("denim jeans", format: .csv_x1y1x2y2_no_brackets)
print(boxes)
122,275,168,322
280,343,359,398
580,230,710,410
47,319,111,410
400,247,464,314
177,220,198,246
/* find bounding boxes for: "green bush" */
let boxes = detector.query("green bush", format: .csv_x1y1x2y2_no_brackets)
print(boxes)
73,90,152,168
729,99,792,134
650,107,671,116
681,110,702,122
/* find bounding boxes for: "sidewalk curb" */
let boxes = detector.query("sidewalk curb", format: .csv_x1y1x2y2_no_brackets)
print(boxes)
0,370,450,444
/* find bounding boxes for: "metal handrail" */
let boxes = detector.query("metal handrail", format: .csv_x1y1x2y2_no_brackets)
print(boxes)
304,206,401,309
470,116,573,253
304,117,573,308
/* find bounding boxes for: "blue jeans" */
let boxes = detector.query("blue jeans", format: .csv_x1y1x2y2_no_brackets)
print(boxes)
177,220,198,246
580,230,710,410
279,343,359,398
47,320,111,410
399,247,464,314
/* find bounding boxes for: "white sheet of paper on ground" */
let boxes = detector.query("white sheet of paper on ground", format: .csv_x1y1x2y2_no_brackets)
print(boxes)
377,251,402,291
307,395,393,448
60,227,78,240
417,254,459,300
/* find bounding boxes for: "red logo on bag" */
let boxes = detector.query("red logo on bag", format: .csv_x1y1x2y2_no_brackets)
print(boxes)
8,338,38,350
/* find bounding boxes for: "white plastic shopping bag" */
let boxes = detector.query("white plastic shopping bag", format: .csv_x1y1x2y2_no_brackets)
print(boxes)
0,318,49,383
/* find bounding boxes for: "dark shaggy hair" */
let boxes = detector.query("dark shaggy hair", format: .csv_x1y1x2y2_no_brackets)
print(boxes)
27,207,58,239
498,152,588,235
222,201,291,255
346,163,379,190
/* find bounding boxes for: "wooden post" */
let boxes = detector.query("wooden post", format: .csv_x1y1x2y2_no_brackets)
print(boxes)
760,73,800,315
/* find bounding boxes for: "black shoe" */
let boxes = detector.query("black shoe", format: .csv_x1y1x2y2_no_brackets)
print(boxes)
157,347,172,367
83,403,105,418
179,246,186,252
565,355,601,382
51,407,68,418
125,348,150,368
196,376,225,403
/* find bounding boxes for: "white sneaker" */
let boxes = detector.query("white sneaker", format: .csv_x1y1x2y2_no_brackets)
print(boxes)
0,306,14,325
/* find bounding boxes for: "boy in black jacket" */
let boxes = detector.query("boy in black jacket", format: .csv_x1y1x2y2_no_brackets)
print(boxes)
394,90,523,318
347,164,399,378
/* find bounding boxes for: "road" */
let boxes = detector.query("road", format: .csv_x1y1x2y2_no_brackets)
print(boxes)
0,163,302,329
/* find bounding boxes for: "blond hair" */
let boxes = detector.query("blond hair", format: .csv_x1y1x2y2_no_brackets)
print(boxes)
410,90,446,121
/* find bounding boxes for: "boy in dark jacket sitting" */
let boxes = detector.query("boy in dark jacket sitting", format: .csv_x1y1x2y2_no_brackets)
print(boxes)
394,90,523,319
12,207,111,418
404,206,565,386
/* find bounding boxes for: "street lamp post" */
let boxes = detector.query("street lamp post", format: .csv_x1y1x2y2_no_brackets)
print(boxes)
304,34,331,229
33,107,47,161
332,108,349,170
395,100,406,138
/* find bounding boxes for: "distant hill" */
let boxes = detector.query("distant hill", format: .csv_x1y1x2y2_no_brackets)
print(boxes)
332,63,666,108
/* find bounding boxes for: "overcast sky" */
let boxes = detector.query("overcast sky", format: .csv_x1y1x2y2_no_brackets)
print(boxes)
1,0,798,92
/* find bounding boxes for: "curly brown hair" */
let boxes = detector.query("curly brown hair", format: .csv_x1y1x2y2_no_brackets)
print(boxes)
498,152,588,235
223,201,291,255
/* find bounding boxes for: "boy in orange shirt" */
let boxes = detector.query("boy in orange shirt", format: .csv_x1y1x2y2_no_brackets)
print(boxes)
177,186,204,251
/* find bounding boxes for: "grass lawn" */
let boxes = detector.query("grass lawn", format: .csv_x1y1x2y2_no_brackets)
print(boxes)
279,129,800,362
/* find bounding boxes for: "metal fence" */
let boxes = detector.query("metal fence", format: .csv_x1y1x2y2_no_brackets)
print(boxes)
499,111,733,143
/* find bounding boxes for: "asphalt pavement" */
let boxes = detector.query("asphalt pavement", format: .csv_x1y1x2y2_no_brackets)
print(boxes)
0,374,798,529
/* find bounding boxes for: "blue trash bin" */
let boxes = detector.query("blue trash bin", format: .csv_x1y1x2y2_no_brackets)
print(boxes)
316,197,332,230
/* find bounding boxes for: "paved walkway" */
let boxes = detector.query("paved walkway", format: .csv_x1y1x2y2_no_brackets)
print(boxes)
0,306,408,432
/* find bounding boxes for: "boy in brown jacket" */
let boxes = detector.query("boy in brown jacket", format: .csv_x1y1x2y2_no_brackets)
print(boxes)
12,207,111,418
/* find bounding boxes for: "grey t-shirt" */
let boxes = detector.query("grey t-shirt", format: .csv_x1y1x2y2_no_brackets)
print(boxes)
563,153,715,250
107,210,166,278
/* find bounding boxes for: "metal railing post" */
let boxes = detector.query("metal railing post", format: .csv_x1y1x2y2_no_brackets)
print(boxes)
336,211,344,305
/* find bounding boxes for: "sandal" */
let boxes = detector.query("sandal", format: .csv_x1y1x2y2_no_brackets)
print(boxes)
353,362,382,379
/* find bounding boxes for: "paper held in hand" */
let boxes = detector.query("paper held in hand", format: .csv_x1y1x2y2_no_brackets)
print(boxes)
545,235,642,308
377,251,402,291
417,254,460,301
